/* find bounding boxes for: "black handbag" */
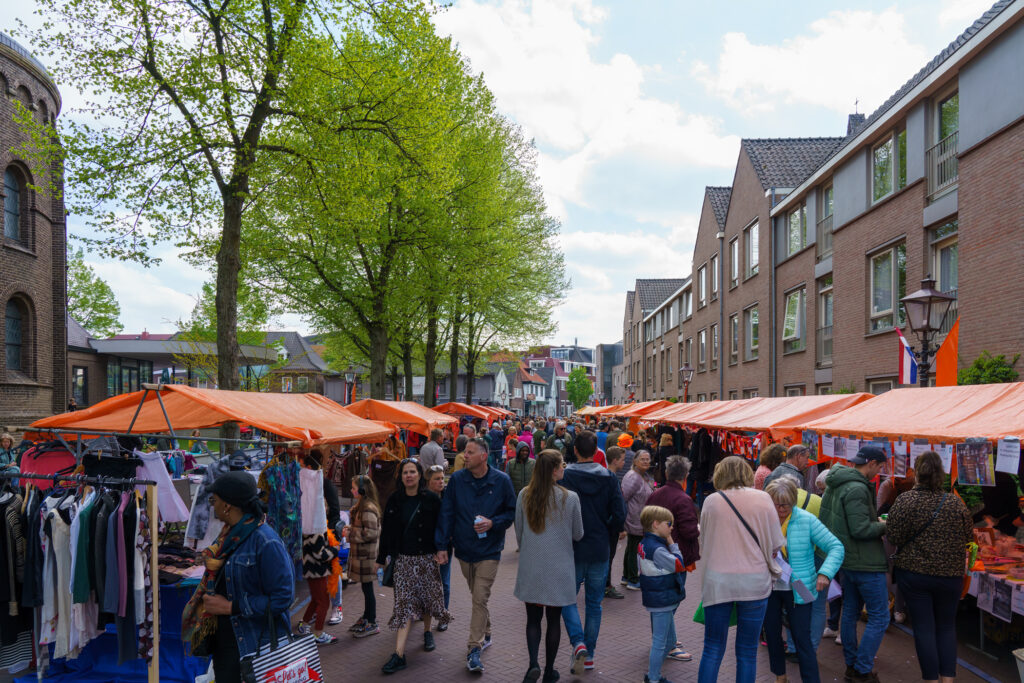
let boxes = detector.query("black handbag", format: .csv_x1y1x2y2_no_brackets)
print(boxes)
240,608,323,683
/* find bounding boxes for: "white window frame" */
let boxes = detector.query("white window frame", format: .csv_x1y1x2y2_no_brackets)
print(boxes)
698,329,707,370
782,288,806,353
696,393,706,403
697,265,707,306
745,222,759,277
710,255,719,299
822,184,834,219
710,323,718,369
728,390,738,400
744,305,759,360
729,238,739,286
729,314,739,364
784,386,805,397
872,128,907,203
930,219,959,294
817,385,832,395
787,203,807,256
869,243,906,332
869,379,894,395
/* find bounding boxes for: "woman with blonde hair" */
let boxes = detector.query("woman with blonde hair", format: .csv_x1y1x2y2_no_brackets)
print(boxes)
346,474,382,638
0,432,18,470
697,456,785,683
514,450,583,682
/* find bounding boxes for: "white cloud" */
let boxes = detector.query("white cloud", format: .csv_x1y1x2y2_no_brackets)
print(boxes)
692,9,930,116
87,249,202,333
434,0,737,219
938,0,996,27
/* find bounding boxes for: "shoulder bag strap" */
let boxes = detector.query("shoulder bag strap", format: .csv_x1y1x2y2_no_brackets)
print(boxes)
895,493,948,558
800,492,811,510
717,491,760,546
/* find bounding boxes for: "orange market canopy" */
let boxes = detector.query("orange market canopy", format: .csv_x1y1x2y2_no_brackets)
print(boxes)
796,383,1024,442
433,402,492,421
594,403,625,415
575,406,603,416
345,399,458,438
605,400,675,418
29,384,394,447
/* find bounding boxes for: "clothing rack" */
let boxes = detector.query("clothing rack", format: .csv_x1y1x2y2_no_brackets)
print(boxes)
0,471,161,683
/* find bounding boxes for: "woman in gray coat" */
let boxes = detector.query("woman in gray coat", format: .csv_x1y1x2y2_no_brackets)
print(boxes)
515,449,584,683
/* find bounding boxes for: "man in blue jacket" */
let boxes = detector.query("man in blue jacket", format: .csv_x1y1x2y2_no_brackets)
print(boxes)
487,421,505,469
436,436,517,674
559,429,626,674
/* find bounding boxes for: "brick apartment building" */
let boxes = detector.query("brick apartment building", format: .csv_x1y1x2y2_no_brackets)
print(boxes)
0,33,67,424
619,0,1024,401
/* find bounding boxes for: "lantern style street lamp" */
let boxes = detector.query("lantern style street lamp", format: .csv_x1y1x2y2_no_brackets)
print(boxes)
680,363,695,403
344,365,356,404
900,275,956,387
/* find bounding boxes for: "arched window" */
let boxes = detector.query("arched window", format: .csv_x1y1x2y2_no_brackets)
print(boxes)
3,169,21,241
5,300,24,371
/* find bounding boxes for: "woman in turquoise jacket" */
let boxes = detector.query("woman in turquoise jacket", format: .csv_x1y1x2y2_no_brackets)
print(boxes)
763,477,844,683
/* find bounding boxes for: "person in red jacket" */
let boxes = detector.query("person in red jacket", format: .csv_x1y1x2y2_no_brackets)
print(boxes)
645,455,700,663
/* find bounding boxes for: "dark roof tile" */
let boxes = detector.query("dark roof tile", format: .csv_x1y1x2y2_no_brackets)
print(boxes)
706,186,732,228
742,138,846,190
636,278,688,312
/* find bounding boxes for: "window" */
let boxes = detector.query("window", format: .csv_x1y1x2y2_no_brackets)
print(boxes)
728,390,738,400
818,275,834,365
698,329,707,371
742,388,759,399
696,393,706,403
744,222,759,276
281,376,293,392
5,300,24,371
697,265,707,306
3,169,22,242
683,290,692,318
744,306,759,360
729,314,739,364
514,387,521,398
869,379,894,395
297,376,309,392
710,324,718,369
666,348,672,376
938,91,959,140
931,220,958,293
872,129,907,202
72,366,87,406
787,203,807,256
784,386,805,397
685,338,692,366
782,288,806,353
822,185,834,218
730,238,739,286
709,392,718,401
869,244,906,332
107,357,120,396
710,255,718,299
817,385,832,395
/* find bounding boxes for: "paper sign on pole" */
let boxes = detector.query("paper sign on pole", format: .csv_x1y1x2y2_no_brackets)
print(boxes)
909,440,930,466
893,441,909,477
821,436,835,458
996,437,1021,475
936,444,954,474
845,437,861,461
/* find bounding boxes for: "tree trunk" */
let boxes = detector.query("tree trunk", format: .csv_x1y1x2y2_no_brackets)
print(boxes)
368,324,388,399
449,312,460,403
465,354,476,405
423,306,439,407
402,342,414,403
216,194,243,445
390,364,400,401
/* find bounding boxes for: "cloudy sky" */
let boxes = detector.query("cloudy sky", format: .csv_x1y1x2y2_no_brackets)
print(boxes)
3,0,996,347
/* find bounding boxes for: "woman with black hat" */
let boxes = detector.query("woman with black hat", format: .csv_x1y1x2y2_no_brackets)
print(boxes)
182,470,295,683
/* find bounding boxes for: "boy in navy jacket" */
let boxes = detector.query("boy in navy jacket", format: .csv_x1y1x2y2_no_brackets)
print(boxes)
637,505,688,683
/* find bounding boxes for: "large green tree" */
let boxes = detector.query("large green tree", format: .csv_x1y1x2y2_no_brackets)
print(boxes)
566,366,593,411
67,247,123,338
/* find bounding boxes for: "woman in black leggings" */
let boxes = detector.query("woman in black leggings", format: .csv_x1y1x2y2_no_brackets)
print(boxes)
345,475,382,637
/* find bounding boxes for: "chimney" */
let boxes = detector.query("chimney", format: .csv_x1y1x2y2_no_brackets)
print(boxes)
140,329,150,340
847,113,866,136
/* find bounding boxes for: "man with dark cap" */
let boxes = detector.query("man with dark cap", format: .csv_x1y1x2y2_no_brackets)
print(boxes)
182,471,295,683
819,446,889,683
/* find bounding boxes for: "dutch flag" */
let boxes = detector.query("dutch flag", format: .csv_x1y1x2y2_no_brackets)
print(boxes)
897,328,918,385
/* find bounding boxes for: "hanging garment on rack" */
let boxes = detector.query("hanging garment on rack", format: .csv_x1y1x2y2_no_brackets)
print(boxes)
299,468,327,535
114,492,139,664
185,457,237,542
19,445,77,491
259,458,302,561
41,498,75,659
0,490,32,666
134,450,190,523
19,487,43,608
68,492,102,658
90,490,117,612
137,503,154,661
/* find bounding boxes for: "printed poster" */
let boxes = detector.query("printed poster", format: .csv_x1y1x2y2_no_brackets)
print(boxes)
957,439,995,486
909,440,931,468
821,435,835,458
936,444,954,474
832,436,846,461
996,437,1021,475
977,572,995,613
1012,583,1024,616
893,441,909,477
993,579,1013,623
802,430,818,460
845,437,861,462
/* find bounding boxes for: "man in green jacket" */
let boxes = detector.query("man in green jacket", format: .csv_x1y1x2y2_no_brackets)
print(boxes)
819,446,889,683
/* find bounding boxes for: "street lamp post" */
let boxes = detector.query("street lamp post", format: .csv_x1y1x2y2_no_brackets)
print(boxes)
680,363,695,403
900,275,957,387
626,382,637,403
344,365,356,405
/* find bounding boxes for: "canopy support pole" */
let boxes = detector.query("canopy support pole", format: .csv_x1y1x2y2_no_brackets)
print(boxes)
126,387,151,435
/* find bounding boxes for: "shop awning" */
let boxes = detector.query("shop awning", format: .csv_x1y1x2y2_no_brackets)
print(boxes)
696,393,875,441
575,406,603,416
345,399,458,438
796,383,1024,442
433,402,492,421
594,403,625,415
642,400,737,425
604,400,675,418
29,384,394,447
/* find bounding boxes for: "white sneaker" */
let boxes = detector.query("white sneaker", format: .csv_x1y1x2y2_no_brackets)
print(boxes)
822,627,838,638
296,621,312,636
834,633,842,645
328,608,343,625
894,611,906,624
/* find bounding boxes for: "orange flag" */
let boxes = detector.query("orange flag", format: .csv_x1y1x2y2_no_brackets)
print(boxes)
935,317,959,386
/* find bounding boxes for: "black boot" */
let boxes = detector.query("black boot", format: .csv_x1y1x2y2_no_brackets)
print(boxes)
382,653,407,674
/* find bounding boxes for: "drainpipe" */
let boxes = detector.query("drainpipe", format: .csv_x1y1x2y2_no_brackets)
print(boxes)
768,188,777,397
717,229,725,398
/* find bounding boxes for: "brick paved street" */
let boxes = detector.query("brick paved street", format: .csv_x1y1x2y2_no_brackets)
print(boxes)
315,528,1016,682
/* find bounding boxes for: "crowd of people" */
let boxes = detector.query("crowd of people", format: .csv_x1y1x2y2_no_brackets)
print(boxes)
188,415,978,683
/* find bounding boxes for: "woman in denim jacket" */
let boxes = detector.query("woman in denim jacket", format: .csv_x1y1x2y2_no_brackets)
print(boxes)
183,471,295,683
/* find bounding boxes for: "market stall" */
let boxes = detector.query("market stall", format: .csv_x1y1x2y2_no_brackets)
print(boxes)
345,398,457,438
433,401,493,422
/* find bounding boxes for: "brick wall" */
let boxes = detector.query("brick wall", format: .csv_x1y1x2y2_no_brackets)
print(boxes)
0,43,65,424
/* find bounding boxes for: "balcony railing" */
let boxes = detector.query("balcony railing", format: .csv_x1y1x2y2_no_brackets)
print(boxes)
816,325,833,367
938,293,958,336
926,131,959,201
816,214,833,261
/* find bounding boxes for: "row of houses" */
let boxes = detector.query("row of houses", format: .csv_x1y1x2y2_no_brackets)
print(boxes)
614,0,1024,403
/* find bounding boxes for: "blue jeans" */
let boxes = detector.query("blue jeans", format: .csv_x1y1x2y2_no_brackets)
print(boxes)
765,591,819,683
648,608,678,681
697,597,768,683
840,569,890,674
562,560,609,656
439,559,451,609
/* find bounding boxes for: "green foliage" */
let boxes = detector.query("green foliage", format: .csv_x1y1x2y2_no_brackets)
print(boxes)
958,351,1020,385
181,280,273,347
566,367,593,411
832,383,858,395
66,247,123,338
